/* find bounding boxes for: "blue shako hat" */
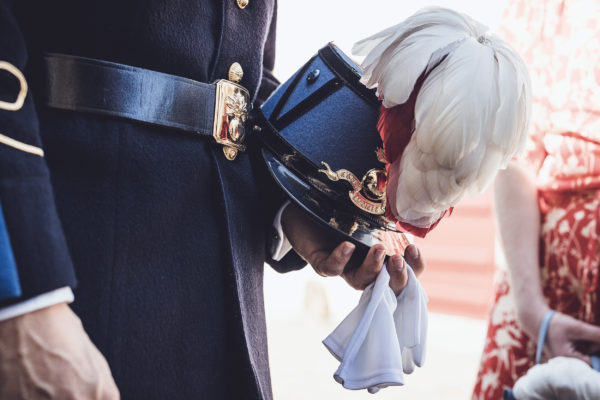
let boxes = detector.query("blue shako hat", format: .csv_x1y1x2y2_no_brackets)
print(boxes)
256,43,403,270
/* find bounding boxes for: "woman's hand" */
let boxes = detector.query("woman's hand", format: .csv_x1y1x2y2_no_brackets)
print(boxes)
544,312,600,364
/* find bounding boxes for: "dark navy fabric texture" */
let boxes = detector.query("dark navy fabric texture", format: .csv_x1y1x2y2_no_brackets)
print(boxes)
0,0,305,399
262,50,382,180
0,173,77,306
280,85,381,178
0,202,21,301
278,57,337,116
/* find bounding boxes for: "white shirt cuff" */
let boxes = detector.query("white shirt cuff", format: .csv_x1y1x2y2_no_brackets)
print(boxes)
0,286,74,322
272,200,293,261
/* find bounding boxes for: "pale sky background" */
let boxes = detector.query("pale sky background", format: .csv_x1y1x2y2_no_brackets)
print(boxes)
265,1,510,399
274,0,509,80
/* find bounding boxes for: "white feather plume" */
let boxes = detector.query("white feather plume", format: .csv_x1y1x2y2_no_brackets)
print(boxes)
353,7,531,229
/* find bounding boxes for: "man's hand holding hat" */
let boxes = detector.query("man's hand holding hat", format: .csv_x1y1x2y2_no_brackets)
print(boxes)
281,203,425,296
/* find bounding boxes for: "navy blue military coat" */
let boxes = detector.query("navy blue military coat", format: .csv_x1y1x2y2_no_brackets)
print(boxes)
0,0,305,398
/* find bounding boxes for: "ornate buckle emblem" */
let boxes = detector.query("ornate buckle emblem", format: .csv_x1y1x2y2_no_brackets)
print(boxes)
318,162,387,215
213,79,250,161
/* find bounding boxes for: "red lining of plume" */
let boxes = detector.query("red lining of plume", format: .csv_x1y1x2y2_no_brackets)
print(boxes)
377,66,452,238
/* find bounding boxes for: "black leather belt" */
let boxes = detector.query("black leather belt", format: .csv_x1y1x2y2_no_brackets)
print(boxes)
43,53,250,160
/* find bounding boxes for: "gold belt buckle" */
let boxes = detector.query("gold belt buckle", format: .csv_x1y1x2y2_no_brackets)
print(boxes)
213,79,250,161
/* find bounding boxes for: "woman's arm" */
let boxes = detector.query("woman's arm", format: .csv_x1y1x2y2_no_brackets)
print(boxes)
495,161,600,362
494,161,547,338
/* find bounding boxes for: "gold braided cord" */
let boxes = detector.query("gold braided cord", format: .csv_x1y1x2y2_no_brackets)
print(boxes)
0,61,28,111
0,133,43,157
0,62,40,156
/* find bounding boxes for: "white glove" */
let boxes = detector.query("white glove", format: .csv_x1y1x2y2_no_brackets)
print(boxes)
323,264,428,393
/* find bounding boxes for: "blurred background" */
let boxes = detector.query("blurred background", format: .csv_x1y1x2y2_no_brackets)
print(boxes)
265,1,509,399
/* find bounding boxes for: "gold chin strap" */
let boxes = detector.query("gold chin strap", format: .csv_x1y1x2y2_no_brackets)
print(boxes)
0,61,28,112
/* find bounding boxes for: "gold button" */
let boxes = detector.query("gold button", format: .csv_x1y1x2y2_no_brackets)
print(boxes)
228,62,243,83
236,0,248,9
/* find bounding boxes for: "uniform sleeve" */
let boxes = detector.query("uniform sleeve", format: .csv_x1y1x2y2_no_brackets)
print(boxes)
253,2,306,273
0,286,73,321
255,2,279,107
0,0,76,307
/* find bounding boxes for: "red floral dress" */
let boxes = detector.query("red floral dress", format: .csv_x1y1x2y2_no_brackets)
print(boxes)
472,1,600,398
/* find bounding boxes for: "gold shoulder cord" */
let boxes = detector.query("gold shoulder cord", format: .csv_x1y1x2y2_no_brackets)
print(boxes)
0,61,44,157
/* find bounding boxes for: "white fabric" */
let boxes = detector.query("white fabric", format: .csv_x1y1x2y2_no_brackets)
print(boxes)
0,286,74,322
323,264,428,393
271,200,292,261
513,357,600,400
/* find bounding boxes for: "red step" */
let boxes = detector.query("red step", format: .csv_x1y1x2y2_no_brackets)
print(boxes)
412,191,495,319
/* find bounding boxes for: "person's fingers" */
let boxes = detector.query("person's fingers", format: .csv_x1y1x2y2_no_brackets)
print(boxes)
404,244,425,276
556,345,592,366
388,255,408,296
576,353,592,366
546,314,598,366
569,318,600,343
312,241,355,277
342,244,385,290
564,343,592,366
99,383,121,400
586,343,600,354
